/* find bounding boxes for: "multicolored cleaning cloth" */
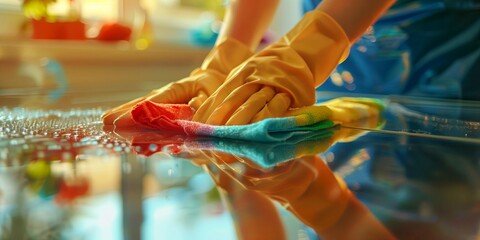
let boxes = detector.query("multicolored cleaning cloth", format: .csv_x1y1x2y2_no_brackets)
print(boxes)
130,97,384,143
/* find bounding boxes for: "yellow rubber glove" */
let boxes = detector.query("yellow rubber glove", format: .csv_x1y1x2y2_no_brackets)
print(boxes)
192,10,350,125
102,38,252,126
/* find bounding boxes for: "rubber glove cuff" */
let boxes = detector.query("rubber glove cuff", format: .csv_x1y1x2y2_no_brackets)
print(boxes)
229,10,351,108
283,10,350,87
198,37,253,75
187,38,253,108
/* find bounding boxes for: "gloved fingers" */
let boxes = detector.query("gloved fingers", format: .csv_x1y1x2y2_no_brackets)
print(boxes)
145,73,223,105
225,86,276,126
251,92,292,123
188,90,208,110
103,108,127,125
192,78,247,123
105,84,182,115
202,84,262,125
102,84,180,125
102,96,149,125
146,82,194,105
104,79,210,126
102,96,146,118
112,111,136,127
205,84,262,125
102,96,147,125
191,95,217,123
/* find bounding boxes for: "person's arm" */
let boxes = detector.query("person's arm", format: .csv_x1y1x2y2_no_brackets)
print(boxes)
216,0,280,51
317,0,395,42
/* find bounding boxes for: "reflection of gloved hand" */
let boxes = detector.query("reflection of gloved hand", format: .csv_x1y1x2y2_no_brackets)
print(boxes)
114,132,288,240
193,10,350,125
102,38,252,126
204,154,352,234
204,153,394,240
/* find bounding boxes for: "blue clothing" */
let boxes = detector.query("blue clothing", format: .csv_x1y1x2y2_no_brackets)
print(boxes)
303,2,480,239
305,0,480,100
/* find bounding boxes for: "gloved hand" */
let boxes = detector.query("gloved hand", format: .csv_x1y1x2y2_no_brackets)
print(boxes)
193,10,350,125
102,38,252,126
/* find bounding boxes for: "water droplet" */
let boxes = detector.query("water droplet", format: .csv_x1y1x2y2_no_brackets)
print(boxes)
149,144,158,152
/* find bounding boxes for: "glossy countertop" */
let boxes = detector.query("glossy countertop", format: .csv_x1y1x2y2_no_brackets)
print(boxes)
0,92,479,240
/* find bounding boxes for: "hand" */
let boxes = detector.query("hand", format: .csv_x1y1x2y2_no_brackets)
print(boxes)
101,69,225,127
102,38,252,127
193,10,350,125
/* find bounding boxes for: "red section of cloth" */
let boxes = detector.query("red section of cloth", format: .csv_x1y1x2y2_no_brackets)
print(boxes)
131,101,195,131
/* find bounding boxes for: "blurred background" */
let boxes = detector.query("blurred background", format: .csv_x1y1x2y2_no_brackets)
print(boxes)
0,0,302,109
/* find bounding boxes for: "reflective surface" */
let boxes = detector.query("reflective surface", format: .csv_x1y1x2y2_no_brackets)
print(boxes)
1,93,479,240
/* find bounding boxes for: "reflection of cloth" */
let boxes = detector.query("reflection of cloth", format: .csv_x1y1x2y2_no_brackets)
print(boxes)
130,97,383,142
191,132,335,168
127,128,337,167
